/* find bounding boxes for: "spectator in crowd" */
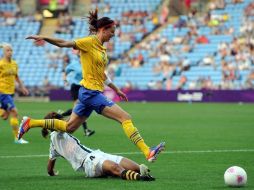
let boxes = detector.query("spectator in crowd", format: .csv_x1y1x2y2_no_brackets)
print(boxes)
245,70,254,89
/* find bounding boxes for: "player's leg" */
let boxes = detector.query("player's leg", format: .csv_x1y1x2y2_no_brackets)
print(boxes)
72,88,95,137
0,108,9,120
60,108,72,117
119,158,153,177
0,108,5,118
99,99,157,160
19,111,86,138
102,160,154,181
9,108,19,140
18,101,90,139
118,157,140,172
82,121,95,136
0,95,11,120
59,108,94,136
58,108,92,134
0,95,27,143
101,104,165,162
102,160,140,180
9,108,29,144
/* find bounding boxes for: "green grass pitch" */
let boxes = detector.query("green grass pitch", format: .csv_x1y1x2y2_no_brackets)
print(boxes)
0,102,253,190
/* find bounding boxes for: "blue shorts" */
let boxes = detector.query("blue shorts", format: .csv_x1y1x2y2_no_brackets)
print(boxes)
0,94,15,111
73,87,115,118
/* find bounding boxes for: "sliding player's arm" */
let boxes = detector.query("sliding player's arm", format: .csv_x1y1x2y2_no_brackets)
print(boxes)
47,159,59,176
48,141,60,176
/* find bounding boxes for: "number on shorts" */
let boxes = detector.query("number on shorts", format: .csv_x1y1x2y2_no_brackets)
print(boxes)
90,155,95,161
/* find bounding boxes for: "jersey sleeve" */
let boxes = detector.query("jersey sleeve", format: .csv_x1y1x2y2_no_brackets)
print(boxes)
49,141,60,160
65,63,74,75
74,37,92,52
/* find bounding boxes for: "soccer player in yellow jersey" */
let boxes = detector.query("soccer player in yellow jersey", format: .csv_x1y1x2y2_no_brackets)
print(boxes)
0,43,29,144
22,9,165,162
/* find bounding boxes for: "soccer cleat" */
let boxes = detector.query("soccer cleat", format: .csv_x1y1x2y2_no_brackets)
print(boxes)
146,142,166,162
84,129,95,137
57,109,64,114
14,138,29,144
139,164,155,181
140,164,150,176
140,174,155,181
17,116,31,140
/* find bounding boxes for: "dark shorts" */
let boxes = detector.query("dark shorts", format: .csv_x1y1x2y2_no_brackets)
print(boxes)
0,94,15,111
70,83,81,101
73,87,115,118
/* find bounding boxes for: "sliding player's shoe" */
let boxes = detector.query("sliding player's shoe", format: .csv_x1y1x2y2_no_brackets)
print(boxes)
146,142,165,162
139,164,155,181
140,174,155,181
17,116,31,140
140,164,150,176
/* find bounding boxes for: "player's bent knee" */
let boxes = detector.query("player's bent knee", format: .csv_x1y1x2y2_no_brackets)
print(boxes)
66,127,76,133
121,113,131,121
110,163,123,176
1,113,9,120
2,116,8,120
126,113,132,120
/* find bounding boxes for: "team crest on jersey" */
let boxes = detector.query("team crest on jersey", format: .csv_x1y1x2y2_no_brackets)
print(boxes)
101,52,107,64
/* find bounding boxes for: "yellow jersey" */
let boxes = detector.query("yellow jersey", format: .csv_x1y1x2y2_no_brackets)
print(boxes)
74,35,108,92
0,58,18,94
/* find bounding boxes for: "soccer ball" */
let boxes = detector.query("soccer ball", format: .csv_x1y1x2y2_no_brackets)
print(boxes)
224,166,247,187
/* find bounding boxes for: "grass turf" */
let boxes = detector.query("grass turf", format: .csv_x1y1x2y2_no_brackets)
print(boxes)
0,102,253,190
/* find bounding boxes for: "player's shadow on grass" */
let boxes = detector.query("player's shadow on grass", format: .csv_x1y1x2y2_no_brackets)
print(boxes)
210,185,249,189
17,175,122,182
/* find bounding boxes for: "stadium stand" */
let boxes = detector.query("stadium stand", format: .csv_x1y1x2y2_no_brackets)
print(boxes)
110,0,254,90
0,0,253,94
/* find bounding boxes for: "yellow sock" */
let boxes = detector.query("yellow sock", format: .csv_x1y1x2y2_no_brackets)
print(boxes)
121,170,140,180
29,119,67,132
0,108,5,116
122,120,150,157
10,117,19,139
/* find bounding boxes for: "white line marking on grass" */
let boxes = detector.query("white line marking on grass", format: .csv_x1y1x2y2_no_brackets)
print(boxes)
117,149,254,155
1,149,254,159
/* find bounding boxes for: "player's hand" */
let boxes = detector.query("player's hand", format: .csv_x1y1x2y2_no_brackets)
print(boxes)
26,35,43,41
26,35,45,46
21,87,29,96
116,90,128,101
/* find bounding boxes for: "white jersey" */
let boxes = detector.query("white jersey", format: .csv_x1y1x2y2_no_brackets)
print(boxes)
49,131,93,171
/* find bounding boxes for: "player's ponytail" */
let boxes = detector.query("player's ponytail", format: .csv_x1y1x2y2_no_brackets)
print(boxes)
88,8,99,34
87,8,115,34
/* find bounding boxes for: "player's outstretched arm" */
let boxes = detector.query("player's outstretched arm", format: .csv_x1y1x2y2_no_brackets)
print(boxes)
47,159,59,176
26,35,75,48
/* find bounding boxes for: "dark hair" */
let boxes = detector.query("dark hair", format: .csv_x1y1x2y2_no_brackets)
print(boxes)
44,112,64,120
41,112,64,138
87,8,114,34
